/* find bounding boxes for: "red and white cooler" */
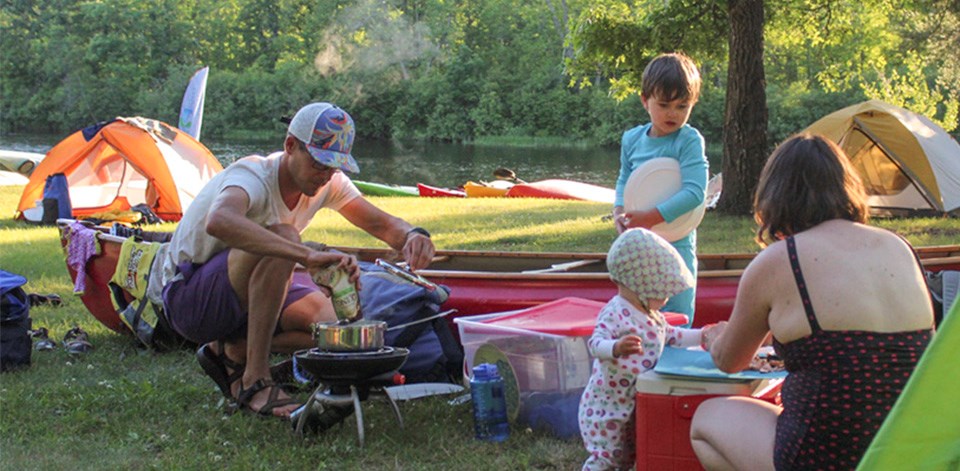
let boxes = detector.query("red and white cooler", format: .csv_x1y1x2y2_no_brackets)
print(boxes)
634,370,782,470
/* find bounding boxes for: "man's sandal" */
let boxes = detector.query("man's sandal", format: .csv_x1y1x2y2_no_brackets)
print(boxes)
196,343,299,398
235,378,301,417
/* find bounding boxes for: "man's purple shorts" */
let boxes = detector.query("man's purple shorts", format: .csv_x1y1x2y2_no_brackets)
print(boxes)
162,250,318,345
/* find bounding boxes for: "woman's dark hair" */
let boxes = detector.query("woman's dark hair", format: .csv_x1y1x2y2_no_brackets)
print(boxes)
753,133,869,247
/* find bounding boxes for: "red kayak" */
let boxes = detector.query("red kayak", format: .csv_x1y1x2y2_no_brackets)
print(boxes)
505,179,615,204
56,220,960,334
417,183,466,198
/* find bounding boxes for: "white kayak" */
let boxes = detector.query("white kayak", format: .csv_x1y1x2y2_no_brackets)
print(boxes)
0,149,44,176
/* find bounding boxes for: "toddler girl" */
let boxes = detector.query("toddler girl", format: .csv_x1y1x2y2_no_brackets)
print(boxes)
579,228,716,470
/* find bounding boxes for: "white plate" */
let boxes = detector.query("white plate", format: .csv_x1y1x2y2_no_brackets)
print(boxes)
623,157,705,242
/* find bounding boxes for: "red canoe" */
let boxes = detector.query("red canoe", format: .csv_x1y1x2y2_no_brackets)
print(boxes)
505,179,616,204
417,183,466,198
56,221,960,334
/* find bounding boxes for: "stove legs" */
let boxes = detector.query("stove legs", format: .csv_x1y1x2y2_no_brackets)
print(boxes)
291,383,405,447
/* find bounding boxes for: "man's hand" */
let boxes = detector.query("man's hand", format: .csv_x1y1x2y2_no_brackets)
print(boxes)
403,232,435,271
613,335,644,358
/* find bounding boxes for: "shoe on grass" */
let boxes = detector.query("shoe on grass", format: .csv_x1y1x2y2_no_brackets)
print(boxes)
63,326,94,355
29,327,57,351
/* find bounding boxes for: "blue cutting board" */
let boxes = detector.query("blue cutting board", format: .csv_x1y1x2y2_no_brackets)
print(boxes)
654,347,788,380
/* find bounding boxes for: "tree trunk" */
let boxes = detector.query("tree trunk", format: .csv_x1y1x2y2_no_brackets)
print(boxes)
717,0,768,215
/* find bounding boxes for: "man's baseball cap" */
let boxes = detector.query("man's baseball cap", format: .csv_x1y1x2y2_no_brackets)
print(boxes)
287,102,359,173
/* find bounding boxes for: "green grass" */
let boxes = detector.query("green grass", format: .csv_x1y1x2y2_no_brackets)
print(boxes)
1,184,957,470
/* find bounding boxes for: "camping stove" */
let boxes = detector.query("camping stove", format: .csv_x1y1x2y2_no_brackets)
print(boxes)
290,347,409,446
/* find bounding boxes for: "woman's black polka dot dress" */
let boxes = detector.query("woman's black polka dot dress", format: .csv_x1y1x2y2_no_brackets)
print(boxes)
771,237,932,470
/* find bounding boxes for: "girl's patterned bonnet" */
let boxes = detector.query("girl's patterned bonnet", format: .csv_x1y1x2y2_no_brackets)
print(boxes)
607,228,694,300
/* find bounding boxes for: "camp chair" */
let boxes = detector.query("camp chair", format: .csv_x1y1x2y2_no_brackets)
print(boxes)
856,300,960,470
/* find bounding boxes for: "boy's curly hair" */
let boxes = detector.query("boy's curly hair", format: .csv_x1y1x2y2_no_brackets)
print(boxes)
641,52,701,102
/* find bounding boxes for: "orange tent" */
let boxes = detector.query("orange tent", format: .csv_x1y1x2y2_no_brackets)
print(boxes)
17,117,223,222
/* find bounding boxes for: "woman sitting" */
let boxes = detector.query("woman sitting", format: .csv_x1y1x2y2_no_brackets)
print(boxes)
689,133,935,471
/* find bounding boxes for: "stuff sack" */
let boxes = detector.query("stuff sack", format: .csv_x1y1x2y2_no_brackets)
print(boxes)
42,172,72,224
1,270,32,372
358,262,463,383
108,237,192,352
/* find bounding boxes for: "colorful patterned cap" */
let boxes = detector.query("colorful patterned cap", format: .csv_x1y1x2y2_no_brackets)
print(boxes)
607,228,694,300
287,102,359,173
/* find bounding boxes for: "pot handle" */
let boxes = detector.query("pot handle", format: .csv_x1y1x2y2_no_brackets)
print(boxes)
386,309,457,332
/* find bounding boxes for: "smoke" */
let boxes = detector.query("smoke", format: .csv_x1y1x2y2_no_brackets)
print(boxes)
314,34,345,77
314,0,440,79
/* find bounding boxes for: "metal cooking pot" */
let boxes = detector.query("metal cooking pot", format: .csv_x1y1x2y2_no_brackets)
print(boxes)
312,319,386,352
310,309,457,352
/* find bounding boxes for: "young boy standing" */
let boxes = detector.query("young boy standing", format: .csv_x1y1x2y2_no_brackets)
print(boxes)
612,52,709,324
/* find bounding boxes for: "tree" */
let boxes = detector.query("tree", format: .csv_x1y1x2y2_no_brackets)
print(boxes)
721,0,767,214
763,0,959,132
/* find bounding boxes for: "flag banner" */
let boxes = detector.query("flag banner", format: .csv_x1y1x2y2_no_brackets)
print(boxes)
178,66,208,140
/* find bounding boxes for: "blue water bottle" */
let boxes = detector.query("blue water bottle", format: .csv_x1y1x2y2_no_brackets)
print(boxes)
470,363,509,442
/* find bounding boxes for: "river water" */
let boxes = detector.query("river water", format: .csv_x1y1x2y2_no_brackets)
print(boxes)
0,133,623,189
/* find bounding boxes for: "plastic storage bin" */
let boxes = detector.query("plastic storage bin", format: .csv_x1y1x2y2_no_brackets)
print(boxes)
634,370,782,471
455,297,689,439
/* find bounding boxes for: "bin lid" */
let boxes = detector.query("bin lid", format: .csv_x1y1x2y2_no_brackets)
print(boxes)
481,297,603,336
481,297,689,336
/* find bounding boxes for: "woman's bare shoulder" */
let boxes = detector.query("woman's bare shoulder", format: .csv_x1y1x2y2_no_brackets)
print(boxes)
745,239,788,275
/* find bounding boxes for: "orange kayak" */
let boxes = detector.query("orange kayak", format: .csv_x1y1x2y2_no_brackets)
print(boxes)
464,181,512,197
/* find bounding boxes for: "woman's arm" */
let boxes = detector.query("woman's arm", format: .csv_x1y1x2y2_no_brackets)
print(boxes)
708,251,777,372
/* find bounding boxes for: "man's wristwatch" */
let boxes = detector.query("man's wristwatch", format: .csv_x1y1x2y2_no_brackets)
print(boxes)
406,227,431,239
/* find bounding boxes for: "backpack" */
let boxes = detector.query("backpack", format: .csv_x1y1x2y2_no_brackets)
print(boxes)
41,172,72,225
358,262,463,383
1,270,32,372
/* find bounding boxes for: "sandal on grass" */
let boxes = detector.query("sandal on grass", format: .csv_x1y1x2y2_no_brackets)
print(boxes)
30,327,57,351
63,326,93,355
196,342,245,399
28,293,63,308
235,378,301,418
